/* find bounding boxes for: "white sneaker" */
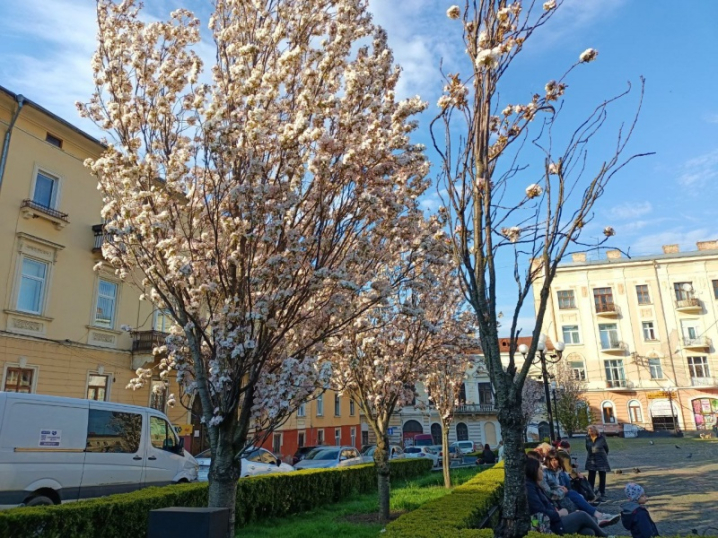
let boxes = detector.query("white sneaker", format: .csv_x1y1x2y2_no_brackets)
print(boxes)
598,514,620,527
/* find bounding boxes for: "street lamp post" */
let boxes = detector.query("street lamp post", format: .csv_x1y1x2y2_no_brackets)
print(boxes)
519,335,565,442
551,381,561,439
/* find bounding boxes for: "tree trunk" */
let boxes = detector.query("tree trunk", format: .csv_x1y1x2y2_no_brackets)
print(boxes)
495,403,530,538
375,433,391,522
441,426,451,488
207,425,241,538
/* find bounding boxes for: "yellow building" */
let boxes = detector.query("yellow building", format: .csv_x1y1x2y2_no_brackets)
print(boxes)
534,244,718,433
0,86,189,436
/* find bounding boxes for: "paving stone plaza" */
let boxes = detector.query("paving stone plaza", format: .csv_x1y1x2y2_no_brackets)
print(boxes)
570,436,718,537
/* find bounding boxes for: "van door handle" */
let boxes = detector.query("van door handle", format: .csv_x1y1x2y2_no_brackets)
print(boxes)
148,456,157,460
133,455,143,460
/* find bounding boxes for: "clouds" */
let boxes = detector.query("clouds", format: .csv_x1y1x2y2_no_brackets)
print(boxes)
607,201,652,220
678,149,718,188
630,227,718,257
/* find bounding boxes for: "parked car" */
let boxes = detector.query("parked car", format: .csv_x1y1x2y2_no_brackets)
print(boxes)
437,445,463,466
0,393,198,508
196,447,294,482
292,445,321,465
451,440,476,453
359,444,405,464
403,446,439,467
294,446,363,469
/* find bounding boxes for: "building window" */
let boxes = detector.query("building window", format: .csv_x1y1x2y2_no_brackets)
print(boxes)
153,309,173,332
32,170,60,209
571,360,587,381
458,383,467,405
94,279,118,328
349,399,355,416
334,393,341,416
593,287,615,313
297,402,306,417
628,400,643,423
636,285,651,304
17,258,48,314
317,429,324,445
478,383,493,405
149,380,167,412
86,409,142,453
598,323,620,350
557,290,576,309
688,356,710,379
45,133,63,148
431,423,442,445
562,325,581,345
713,280,718,300
648,358,663,379
674,282,693,301
87,374,109,401
273,433,282,454
298,431,305,448
350,427,356,448
3,367,35,393
604,359,626,388
601,401,616,423
642,321,657,341
334,428,341,446
316,394,324,416
456,422,469,441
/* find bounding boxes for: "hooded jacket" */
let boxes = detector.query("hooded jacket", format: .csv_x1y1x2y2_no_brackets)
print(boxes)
621,501,659,538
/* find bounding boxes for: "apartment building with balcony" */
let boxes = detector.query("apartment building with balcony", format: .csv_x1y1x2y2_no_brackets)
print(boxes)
0,87,193,444
533,243,718,433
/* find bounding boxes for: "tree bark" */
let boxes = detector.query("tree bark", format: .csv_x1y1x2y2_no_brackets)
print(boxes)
441,426,451,488
207,423,241,538
375,433,391,522
495,402,530,538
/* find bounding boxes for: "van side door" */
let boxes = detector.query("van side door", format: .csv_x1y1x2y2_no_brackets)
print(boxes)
143,415,185,487
80,406,145,498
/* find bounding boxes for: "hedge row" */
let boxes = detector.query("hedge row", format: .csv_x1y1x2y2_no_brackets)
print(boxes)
384,462,505,537
0,458,433,538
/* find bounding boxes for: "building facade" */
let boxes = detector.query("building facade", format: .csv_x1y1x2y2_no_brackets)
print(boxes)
258,390,361,462
534,244,718,433
0,87,192,444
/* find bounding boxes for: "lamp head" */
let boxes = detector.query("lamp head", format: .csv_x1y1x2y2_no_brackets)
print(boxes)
537,341,546,352
518,344,529,355
538,333,548,344
554,341,566,352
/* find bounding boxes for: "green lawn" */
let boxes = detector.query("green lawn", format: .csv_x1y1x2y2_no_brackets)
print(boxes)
238,467,482,538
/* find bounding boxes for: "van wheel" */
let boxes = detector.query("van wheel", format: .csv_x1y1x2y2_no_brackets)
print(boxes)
26,495,54,507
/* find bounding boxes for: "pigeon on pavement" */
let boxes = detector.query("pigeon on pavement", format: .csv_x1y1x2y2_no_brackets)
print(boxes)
649,441,654,445
686,453,693,459
634,468,641,473
675,445,681,449
614,469,623,474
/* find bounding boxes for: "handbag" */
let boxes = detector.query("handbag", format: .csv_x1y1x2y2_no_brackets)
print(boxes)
531,512,552,533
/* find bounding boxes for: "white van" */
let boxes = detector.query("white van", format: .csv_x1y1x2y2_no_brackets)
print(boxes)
0,393,198,508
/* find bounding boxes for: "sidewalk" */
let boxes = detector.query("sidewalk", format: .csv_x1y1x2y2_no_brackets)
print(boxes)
573,436,718,536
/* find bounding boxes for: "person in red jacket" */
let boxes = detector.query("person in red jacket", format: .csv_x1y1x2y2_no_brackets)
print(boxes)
621,483,659,538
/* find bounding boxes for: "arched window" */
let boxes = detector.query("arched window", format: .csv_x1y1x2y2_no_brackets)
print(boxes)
627,400,643,423
402,420,423,434
456,422,469,441
601,401,615,423
431,423,442,445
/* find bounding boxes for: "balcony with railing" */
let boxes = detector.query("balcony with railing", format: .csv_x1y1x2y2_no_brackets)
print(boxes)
454,403,496,415
691,377,718,388
595,302,620,317
92,224,105,252
605,379,633,390
20,199,69,229
600,339,626,354
131,330,169,354
683,336,711,350
675,297,702,313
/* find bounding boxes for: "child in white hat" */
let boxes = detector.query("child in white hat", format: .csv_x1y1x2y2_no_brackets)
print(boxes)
620,483,659,538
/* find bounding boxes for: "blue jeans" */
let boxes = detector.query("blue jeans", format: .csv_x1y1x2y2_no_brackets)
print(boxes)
567,490,596,516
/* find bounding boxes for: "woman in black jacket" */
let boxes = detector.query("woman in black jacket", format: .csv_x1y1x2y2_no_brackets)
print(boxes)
525,457,608,536
585,425,611,500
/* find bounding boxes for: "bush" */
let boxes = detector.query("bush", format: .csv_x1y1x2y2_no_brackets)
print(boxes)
0,458,432,538
384,463,504,538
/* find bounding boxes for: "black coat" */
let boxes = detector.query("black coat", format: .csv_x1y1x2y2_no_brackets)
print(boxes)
526,478,565,535
585,433,611,472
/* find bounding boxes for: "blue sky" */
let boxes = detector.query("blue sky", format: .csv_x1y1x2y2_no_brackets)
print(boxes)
1,0,717,334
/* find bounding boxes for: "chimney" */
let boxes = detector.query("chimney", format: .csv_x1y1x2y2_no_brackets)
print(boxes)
571,253,587,263
662,244,679,254
606,250,622,260
696,240,718,251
